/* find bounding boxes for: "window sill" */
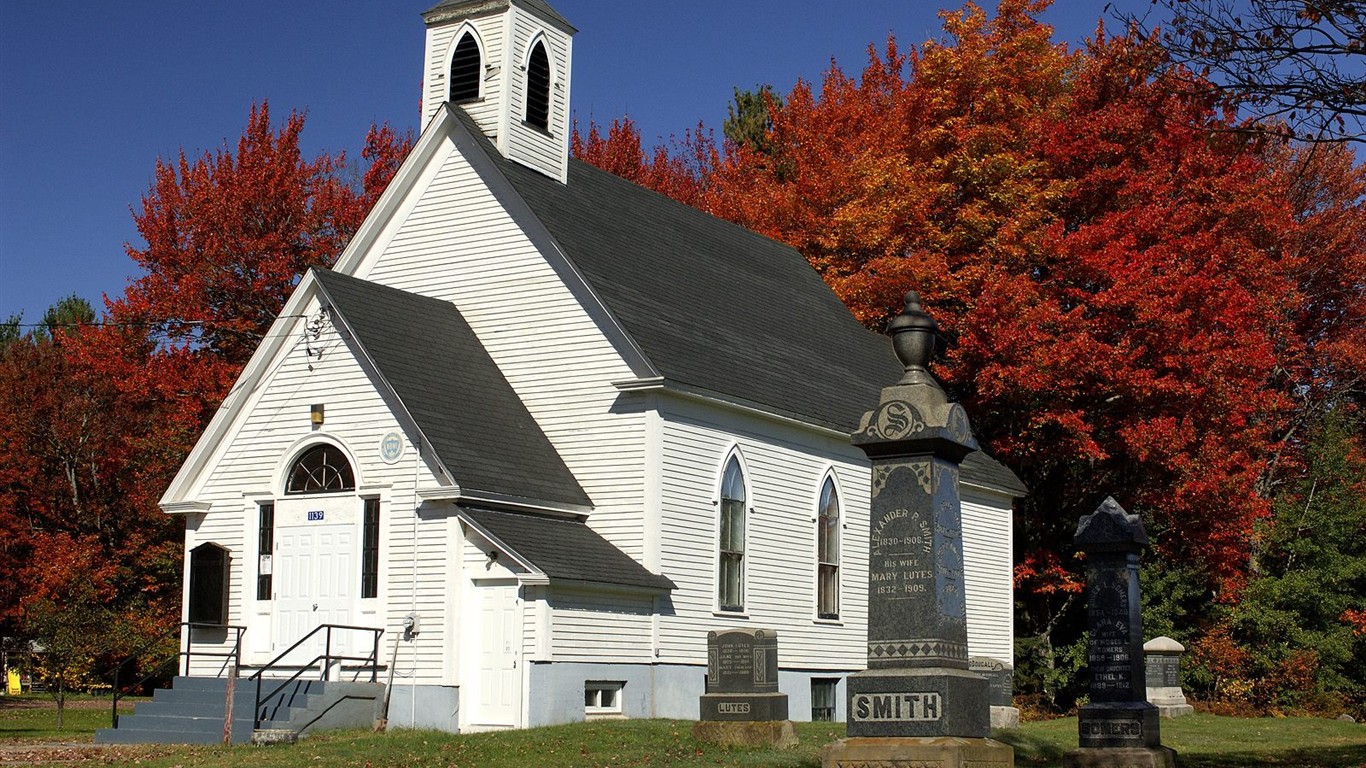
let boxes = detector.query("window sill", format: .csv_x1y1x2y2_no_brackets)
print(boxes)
813,617,843,626
712,610,749,620
520,120,554,138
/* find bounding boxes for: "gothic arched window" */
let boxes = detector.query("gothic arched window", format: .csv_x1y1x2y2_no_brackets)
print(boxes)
449,31,481,103
816,476,841,619
717,454,747,612
525,40,551,131
285,444,355,495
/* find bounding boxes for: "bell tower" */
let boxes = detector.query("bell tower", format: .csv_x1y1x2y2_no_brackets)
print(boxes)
421,0,576,183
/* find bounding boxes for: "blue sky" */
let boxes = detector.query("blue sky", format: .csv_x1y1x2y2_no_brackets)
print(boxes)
0,0,1123,323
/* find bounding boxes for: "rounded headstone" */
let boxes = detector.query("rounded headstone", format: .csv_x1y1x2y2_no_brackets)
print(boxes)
1143,636,1185,654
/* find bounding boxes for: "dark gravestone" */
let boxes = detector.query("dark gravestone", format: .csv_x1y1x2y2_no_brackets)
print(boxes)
971,656,1020,729
823,292,1011,768
1063,498,1176,768
969,657,1013,709
699,629,788,721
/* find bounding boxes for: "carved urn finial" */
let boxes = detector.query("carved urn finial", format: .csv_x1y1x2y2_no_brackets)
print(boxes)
888,291,939,387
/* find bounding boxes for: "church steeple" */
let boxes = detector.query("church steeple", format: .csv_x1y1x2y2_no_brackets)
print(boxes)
422,0,576,183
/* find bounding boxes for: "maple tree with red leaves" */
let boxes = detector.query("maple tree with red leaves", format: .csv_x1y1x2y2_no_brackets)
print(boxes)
0,105,411,664
575,0,1366,709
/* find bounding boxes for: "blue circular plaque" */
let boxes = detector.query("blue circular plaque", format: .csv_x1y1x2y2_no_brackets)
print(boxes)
380,432,405,464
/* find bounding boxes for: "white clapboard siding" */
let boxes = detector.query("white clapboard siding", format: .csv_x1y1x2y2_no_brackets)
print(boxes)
655,397,872,671
548,590,654,663
184,295,449,681
961,490,1014,663
503,8,571,181
356,137,646,560
423,17,506,132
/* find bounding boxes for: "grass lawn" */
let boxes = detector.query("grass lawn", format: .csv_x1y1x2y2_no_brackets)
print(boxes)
997,714,1366,767
1,707,1363,767
0,693,134,743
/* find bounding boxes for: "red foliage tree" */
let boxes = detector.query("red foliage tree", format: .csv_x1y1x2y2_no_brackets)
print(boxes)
575,0,1366,672
0,104,412,648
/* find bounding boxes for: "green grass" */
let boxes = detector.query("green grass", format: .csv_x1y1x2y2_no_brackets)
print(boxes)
0,694,134,742
3,708,1364,767
997,714,1366,768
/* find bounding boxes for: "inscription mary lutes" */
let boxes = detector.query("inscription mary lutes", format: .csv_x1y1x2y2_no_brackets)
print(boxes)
869,504,933,601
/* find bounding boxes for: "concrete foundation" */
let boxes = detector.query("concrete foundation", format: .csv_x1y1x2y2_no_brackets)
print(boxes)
1063,746,1178,768
823,736,1014,768
990,706,1020,729
693,720,798,749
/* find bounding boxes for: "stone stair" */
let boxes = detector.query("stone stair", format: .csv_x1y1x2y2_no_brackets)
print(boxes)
95,676,383,745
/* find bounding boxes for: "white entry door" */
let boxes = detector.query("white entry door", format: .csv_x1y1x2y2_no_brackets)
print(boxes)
273,523,355,666
468,581,521,728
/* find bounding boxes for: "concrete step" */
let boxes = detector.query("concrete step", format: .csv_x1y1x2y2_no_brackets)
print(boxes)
98,677,383,745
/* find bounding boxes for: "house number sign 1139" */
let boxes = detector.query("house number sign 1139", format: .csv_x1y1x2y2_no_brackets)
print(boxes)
307,510,325,522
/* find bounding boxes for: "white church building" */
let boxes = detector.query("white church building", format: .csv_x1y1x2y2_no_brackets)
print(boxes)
160,0,1025,732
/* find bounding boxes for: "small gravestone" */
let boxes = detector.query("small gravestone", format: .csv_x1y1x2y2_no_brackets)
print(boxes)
1063,498,1177,768
822,292,1012,768
693,629,796,748
1144,637,1194,717
971,657,1020,728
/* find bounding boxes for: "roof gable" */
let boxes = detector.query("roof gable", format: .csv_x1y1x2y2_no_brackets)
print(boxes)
314,268,590,509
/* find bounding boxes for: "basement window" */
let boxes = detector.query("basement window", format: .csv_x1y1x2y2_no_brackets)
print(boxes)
811,678,838,722
584,681,624,718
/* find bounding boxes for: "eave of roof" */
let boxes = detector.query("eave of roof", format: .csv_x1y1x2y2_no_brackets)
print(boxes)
460,507,675,591
422,0,576,33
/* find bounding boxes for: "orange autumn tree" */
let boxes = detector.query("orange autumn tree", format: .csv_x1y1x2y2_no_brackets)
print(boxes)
574,0,1366,705
0,105,411,662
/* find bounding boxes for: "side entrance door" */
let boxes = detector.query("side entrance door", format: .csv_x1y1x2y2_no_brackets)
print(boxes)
465,580,521,729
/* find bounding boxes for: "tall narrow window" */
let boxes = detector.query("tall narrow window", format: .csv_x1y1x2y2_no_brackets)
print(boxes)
361,498,380,599
817,477,840,619
285,444,355,494
717,455,746,612
188,543,229,625
449,32,481,102
524,40,550,131
256,503,274,601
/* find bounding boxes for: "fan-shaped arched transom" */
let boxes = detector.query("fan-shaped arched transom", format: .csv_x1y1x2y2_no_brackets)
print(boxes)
285,444,356,495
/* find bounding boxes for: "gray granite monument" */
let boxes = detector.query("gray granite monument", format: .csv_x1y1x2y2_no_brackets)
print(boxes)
822,292,1012,768
971,657,1020,729
694,628,797,748
1063,498,1177,768
1144,637,1194,718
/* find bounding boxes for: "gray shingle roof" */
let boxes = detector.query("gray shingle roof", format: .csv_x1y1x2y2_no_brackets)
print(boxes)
450,111,1027,497
962,451,1028,497
462,507,675,590
314,268,590,509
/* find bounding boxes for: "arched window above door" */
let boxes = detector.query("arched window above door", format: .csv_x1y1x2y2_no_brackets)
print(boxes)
285,444,355,495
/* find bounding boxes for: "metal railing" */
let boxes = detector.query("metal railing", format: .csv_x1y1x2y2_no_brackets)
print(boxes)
107,622,246,729
248,624,382,730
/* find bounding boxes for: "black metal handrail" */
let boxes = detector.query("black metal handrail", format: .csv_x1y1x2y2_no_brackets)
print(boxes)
107,622,246,728
248,623,382,730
